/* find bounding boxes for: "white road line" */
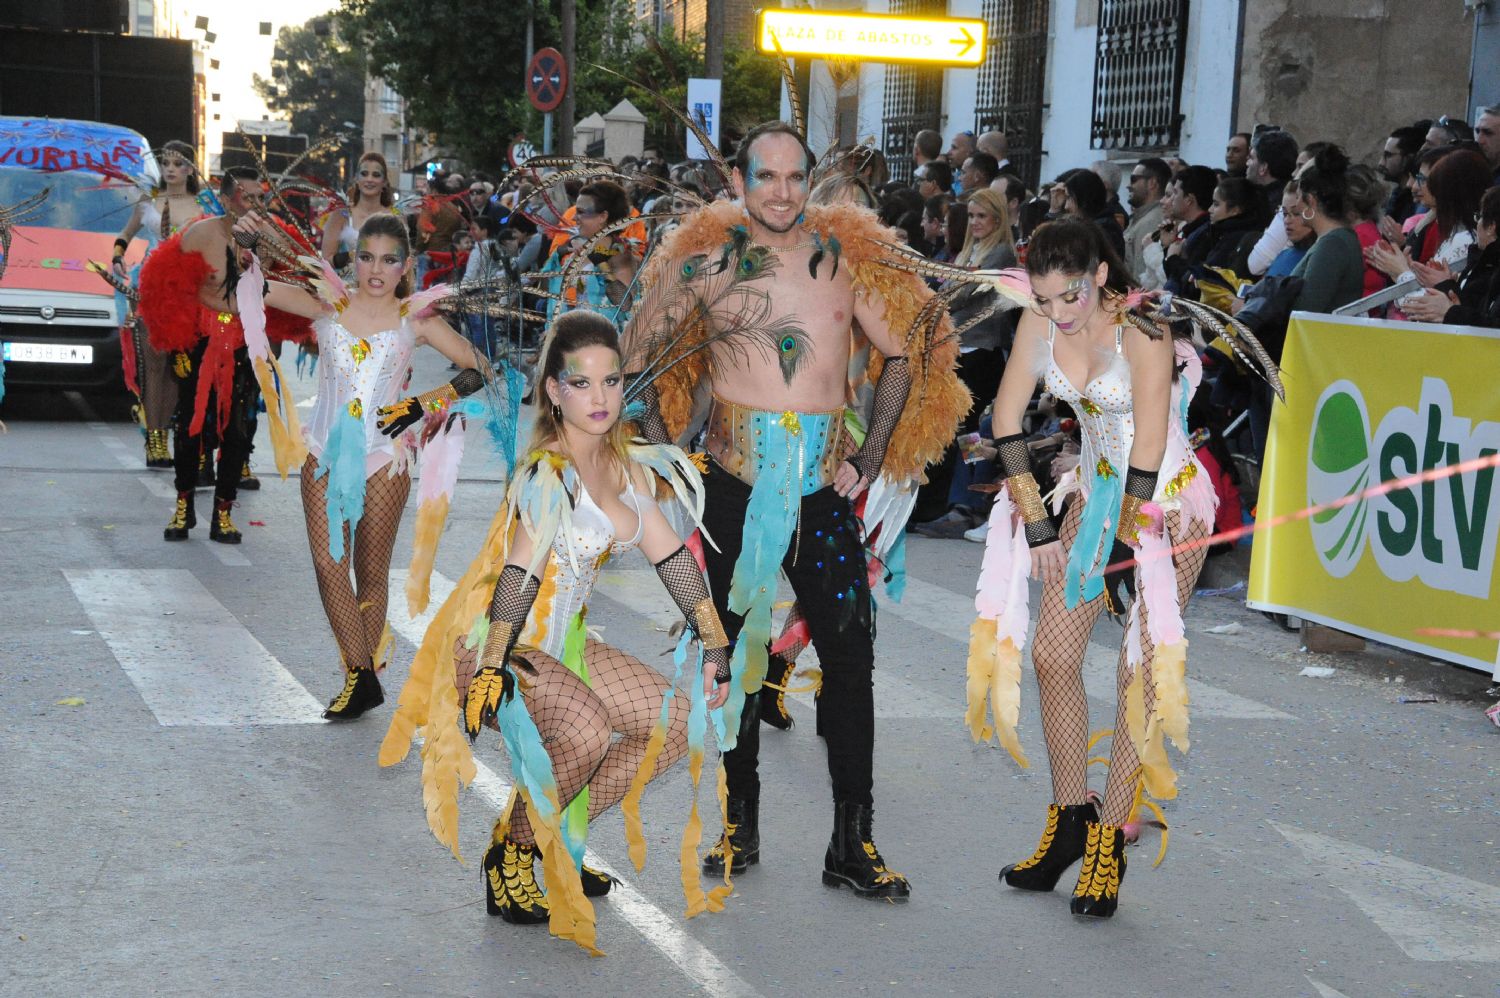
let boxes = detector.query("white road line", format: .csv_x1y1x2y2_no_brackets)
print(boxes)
137,474,177,500
1306,978,1354,998
1271,821,1500,962
87,421,139,470
64,568,323,725
892,577,1296,720
387,568,457,647
390,568,760,996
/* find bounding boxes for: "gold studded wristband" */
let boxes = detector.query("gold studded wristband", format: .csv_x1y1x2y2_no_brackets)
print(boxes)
1005,472,1048,525
479,620,515,671
415,381,460,414
693,598,730,650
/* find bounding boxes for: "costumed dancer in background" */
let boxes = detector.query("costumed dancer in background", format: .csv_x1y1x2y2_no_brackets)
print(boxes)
964,216,1279,918
137,167,311,545
538,180,643,327
320,151,401,268
243,211,493,719
379,311,731,953
623,120,969,902
111,140,214,468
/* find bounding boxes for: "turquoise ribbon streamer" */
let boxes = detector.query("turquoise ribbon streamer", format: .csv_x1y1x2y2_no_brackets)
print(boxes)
315,403,368,561
1064,459,1123,609
719,410,834,750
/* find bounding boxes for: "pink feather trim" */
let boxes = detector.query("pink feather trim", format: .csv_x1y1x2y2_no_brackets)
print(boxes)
973,484,1032,652
1136,525,1185,647
239,257,271,363
416,416,466,504
402,284,449,319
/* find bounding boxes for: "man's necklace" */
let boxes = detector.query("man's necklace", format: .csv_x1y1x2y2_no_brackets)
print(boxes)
753,236,815,252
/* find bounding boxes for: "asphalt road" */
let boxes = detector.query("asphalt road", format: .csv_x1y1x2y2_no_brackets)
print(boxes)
1,354,1497,998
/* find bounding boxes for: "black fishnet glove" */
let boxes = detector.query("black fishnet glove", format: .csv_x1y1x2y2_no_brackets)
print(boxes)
625,374,671,445
993,432,1058,548
377,367,485,438
653,545,732,683
846,355,911,484
465,564,541,740
1102,466,1157,615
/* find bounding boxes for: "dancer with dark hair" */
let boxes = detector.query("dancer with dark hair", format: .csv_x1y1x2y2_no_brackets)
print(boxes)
137,167,311,545
380,310,731,953
113,139,211,468
968,216,1229,919
243,211,489,718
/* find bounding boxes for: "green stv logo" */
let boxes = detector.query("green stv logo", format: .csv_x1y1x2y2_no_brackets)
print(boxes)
1307,379,1500,599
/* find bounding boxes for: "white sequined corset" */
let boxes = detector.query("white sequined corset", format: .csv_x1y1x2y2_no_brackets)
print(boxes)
520,481,645,660
1043,323,1201,504
304,315,416,475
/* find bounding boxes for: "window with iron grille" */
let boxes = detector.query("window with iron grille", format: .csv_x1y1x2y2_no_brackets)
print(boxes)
975,0,1049,190
880,0,946,185
1091,0,1190,151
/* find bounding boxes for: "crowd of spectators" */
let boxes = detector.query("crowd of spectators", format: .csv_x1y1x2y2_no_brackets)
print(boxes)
357,106,1500,545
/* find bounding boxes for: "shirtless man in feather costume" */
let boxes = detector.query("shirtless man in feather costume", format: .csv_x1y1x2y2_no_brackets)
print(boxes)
623,121,969,900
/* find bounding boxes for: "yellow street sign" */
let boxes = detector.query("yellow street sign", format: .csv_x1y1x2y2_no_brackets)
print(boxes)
758,9,987,68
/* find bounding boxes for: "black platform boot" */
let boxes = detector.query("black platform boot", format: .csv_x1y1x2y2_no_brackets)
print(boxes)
702,796,760,875
822,802,910,901
238,461,260,491
209,499,242,544
323,666,384,720
482,837,549,924
1001,801,1099,891
1070,821,1127,918
163,491,195,541
579,864,619,898
761,651,796,730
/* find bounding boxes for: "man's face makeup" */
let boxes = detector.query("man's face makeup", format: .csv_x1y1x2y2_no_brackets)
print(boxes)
735,132,810,237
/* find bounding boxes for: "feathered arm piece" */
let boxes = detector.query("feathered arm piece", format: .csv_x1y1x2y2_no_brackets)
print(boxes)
297,253,350,311
236,256,308,477
0,188,50,282
87,260,140,304
1133,294,1285,402
137,234,212,353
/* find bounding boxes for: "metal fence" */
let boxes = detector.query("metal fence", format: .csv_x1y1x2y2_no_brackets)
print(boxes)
975,0,1050,189
1090,0,1190,151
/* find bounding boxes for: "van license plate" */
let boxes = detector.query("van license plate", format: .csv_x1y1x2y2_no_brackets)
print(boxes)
1,342,94,364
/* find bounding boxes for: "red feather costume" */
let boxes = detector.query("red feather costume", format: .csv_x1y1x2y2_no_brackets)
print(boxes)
138,230,312,435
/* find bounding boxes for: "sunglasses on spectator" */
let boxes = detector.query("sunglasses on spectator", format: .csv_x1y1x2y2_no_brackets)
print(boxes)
1436,115,1460,129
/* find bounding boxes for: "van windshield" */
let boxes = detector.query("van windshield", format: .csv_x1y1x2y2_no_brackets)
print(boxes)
0,167,139,235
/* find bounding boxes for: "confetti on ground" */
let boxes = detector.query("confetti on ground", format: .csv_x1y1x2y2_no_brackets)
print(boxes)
55,697,86,706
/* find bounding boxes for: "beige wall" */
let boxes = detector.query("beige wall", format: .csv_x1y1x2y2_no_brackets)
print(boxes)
1236,0,1470,163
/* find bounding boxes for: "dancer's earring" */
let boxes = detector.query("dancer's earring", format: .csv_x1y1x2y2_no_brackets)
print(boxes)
552,403,562,420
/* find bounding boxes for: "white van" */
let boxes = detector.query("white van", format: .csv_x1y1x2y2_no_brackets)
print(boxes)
0,116,157,391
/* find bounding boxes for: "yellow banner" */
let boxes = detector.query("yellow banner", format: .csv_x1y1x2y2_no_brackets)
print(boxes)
1249,312,1500,673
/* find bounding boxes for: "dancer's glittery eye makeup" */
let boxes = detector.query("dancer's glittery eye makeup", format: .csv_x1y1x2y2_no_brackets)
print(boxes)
1031,277,1092,315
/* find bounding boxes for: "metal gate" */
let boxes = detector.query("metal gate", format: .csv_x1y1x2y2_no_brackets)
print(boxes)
880,0,946,185
975,0,1050,189
1090,0,1191,150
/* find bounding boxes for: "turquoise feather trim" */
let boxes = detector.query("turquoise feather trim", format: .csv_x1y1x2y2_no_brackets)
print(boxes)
495,683,583,868
1064,460,1123,609
315,402,368,561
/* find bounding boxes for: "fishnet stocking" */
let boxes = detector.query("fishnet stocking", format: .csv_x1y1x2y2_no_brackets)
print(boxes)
299,455,412,671
504,638,687,846
1032,500,1103,806
1032,501,1211,815
1099,511,1210,824
140,338,178,430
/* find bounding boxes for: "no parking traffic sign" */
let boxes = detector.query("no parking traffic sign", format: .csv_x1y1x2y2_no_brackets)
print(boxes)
527,48,568,114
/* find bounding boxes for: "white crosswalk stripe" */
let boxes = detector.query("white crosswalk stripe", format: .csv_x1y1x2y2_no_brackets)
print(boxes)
65,568,323,725
1272,821,1500,962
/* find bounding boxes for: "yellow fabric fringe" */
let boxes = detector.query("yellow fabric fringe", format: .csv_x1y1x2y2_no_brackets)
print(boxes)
525,783,602,956
249,353,308,479
1152,639,1191,753
621,722,669,872
964,617,1029,767
405,494,450,618
677,751,734,919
